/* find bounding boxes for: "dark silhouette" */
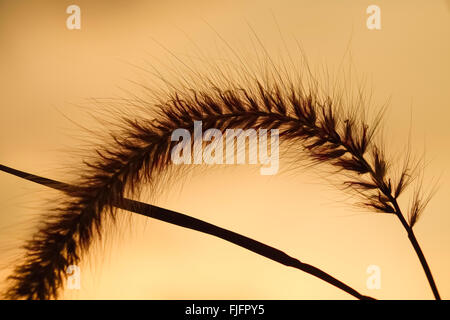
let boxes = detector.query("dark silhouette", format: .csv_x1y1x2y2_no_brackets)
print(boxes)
0,67,440,300
0,164,374,300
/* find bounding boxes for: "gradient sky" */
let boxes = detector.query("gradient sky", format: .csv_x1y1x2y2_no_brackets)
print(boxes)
0,0,449,299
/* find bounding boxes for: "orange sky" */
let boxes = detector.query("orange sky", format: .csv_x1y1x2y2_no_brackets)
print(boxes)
0,0,449,299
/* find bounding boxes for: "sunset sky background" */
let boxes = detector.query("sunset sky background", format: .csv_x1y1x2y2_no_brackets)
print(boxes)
0,0,449,299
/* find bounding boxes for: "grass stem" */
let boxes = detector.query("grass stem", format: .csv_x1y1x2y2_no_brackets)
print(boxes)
0,164,374,300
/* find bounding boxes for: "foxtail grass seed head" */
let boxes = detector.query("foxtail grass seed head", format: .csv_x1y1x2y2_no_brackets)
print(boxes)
4,53,435,299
